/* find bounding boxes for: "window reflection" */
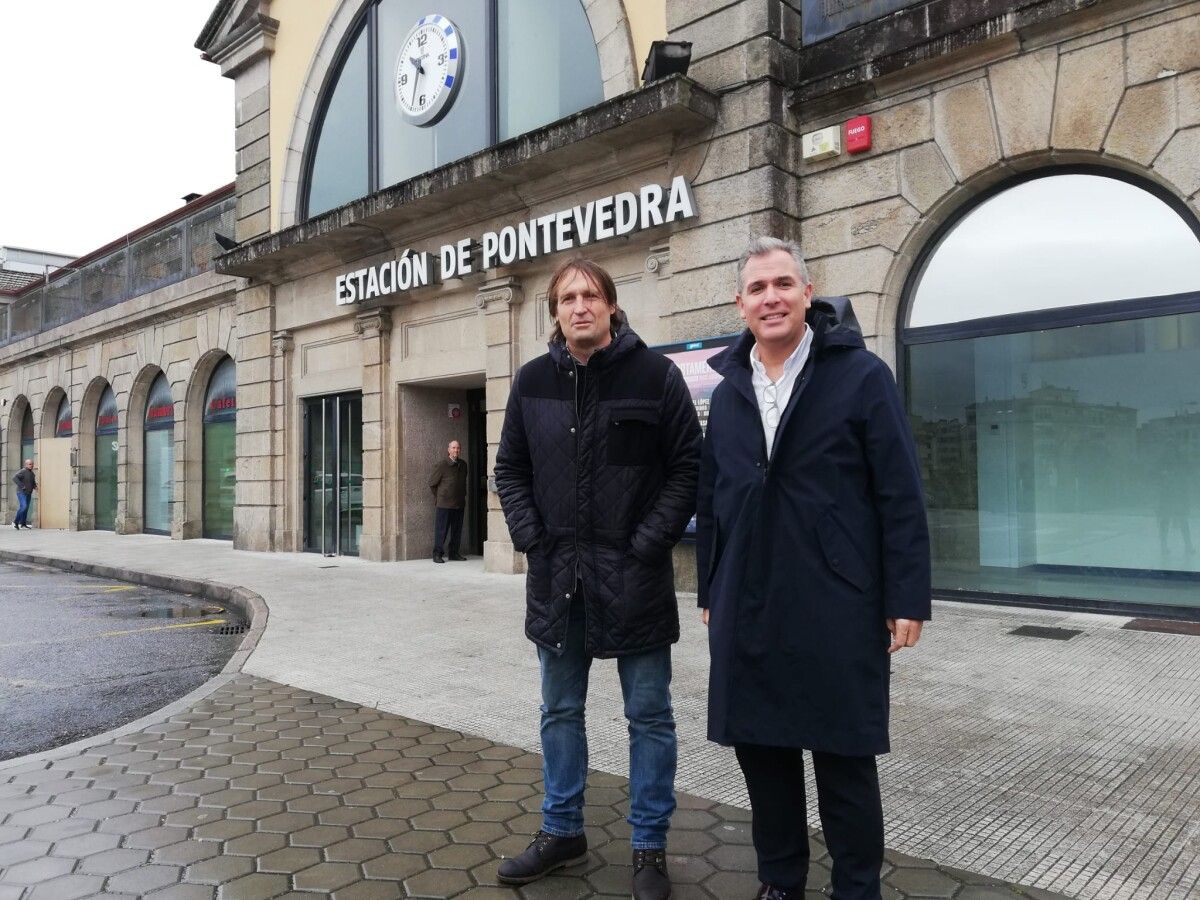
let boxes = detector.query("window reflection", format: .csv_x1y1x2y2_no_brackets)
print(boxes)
908,312,1200,609
307,25,370,217
499,0,602,139
909,175,1200,328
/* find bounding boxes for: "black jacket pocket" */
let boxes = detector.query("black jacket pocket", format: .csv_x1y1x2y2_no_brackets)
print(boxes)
816,509,873,592
608,407,660,466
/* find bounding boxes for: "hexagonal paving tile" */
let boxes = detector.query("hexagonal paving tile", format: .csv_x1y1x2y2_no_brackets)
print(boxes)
0,676,1065,900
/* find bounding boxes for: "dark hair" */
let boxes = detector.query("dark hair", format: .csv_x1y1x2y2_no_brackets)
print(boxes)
546,257,623,343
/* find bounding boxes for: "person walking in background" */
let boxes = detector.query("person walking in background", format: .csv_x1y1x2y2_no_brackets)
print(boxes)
429,439,468,563
495,256,702,899
697,237,931,900
12,459,36,530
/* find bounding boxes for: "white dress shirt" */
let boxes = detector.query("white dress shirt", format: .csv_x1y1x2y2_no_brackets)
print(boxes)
750,326,813,457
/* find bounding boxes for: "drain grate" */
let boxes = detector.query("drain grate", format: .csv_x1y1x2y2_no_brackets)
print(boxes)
1009,624,1082,641
214,623,249,636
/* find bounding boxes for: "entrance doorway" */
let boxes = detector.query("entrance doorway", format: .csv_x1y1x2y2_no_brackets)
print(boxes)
466,388,487,555
303,393,363,555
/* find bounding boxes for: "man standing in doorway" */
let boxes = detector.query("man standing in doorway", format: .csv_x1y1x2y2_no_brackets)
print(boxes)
429,439,468,563
696,237,931,900
495,257,702,899
12,459,36,530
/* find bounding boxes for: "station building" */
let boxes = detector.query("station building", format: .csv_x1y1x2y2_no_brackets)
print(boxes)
1,0,1197,617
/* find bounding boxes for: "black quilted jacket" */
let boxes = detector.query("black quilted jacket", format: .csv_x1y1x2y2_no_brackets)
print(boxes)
495,322,702,658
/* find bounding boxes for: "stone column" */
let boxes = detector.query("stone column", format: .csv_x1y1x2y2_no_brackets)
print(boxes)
234,282,276,551
198,4,276,242
355,308,393,562
271,330,296,551
478,277,526,575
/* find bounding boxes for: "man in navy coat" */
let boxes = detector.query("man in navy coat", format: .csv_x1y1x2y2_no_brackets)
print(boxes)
696,237,931,900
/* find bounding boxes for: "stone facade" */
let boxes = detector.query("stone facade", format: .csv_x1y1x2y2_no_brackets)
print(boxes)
0,271,239,539
787,1,1200,365
3,0,1195,585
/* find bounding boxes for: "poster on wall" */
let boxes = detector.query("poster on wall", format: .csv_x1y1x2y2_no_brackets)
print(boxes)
655,333,741,540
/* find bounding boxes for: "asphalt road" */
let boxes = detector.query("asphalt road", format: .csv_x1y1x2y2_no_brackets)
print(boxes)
0,560,245,761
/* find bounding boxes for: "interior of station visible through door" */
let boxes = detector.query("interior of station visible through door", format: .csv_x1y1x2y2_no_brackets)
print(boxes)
397,376,486,561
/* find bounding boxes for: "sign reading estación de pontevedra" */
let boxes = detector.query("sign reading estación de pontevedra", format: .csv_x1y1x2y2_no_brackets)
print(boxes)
334,176,697,306
802,0,924,45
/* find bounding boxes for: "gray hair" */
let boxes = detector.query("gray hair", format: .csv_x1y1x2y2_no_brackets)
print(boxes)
737,236,810,292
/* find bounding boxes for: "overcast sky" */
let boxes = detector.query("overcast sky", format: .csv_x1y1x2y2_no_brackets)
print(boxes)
910,174,1200,327
0,1,233,258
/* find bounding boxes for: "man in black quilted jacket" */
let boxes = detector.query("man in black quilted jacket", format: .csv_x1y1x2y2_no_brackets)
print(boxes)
495,257,702,900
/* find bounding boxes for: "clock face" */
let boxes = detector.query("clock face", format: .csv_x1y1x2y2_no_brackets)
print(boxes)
394,14,463,127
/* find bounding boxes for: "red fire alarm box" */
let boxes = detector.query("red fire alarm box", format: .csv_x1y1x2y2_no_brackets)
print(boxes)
845,115,872,154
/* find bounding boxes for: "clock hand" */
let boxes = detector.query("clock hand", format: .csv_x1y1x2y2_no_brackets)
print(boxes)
409,55,425,75
411,66,421,106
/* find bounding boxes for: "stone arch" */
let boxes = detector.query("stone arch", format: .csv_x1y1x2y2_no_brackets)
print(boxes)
5,396,33,522
123,365,170,535
76,376,113,531
181,349,235,539
877,152,1200,369
277,0,638,227
39,386,69,440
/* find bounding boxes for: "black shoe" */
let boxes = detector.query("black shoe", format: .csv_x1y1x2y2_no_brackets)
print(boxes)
449,554,467,561
432,554,445,564
497,830,588,885
633,848,671,899
755,885,794,899
12,523,18,530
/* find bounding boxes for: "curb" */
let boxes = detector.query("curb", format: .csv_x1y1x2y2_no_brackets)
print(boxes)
0,549,269,771
0,548,267,674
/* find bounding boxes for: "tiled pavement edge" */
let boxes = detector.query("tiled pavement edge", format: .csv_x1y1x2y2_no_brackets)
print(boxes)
0,676,1067,900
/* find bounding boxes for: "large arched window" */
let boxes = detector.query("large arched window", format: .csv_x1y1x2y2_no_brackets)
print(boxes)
303,0,604,218
95,386,118,530
20,406,36,525
202,357,236,540
143,374,175,535
901,171,1200,615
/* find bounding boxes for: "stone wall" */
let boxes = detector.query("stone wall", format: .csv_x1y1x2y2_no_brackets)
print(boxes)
663,0,804,340
789,1,1200,364
0,274,239,537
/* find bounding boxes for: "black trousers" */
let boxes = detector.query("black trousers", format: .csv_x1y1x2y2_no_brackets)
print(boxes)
734,744,884,899
433,506,464,557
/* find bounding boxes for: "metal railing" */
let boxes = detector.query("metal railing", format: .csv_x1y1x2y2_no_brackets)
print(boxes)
0,196,236,348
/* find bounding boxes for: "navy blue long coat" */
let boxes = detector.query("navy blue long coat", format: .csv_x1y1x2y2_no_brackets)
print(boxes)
696,298,931,756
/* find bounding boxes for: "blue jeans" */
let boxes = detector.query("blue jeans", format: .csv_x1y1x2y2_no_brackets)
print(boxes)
537,603,677,850
14,492,30,527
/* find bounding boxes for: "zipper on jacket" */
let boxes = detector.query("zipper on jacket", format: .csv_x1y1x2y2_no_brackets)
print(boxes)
570,357,584,647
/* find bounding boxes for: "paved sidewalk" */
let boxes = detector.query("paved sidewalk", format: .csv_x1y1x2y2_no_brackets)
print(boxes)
0,675,1062,899
0,530,1198,898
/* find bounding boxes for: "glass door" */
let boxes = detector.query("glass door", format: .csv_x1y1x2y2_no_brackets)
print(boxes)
304,394,362,555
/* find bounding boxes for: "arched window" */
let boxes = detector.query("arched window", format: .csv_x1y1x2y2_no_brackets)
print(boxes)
54,395,73,438
901,171,1200,614
20,406,36,525
143,374,174,535
303,0,603,217
95,386,118,531
202,357,236,539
